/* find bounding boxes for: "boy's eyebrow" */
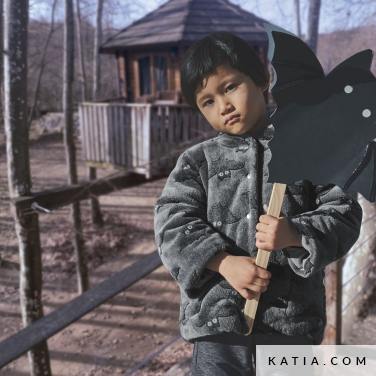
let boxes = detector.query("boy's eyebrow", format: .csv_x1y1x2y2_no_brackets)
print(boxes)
196,92,212,105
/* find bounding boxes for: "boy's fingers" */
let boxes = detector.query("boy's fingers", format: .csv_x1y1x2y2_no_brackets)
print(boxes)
255,231,270,243
243,289,258,300
256,237,273,251
253,265,272,280
259,214,276,224
255,222,270,233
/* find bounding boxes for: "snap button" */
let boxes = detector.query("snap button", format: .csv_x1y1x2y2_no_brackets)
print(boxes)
247,213,251,219
363,109,371,118
185,230,190,234
213,221,217,226
188,225,193,229
219,172,224,176
316,198,320,205
212,318,218,324
217,221,222,226
225,170,229,175
247,174,251,179
207,321,212,327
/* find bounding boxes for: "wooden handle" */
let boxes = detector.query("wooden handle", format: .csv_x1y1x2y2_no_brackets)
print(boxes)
243,182,287,335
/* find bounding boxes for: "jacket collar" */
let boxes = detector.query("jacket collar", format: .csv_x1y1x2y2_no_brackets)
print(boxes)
218,123,275,143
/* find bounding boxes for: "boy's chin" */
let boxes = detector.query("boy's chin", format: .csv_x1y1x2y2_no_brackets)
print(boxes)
224,125,251,135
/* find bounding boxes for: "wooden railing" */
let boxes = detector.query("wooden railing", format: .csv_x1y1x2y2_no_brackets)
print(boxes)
78,103,217,178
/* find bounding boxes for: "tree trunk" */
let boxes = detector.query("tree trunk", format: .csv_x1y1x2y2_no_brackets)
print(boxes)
75,0,87,102
306,0,321,54
0,0,4,132
88,0,104,226
93,0,103,102
27,0,58,127
64,0,89,293
4,1,51,374
294,0,302,38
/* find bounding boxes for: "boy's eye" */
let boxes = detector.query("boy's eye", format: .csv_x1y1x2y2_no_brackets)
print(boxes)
225,84,236,93
204,99,214,107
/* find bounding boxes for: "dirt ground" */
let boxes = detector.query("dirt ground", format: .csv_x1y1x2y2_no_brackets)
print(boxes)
0,131,193,375
2,127,376,376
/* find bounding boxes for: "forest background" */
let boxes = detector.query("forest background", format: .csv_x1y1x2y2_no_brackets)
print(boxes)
22,0,376,120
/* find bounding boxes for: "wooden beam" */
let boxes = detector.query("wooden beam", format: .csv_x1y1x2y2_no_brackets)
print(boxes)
322,261,339,345
0,250,162,369
10,172,168,214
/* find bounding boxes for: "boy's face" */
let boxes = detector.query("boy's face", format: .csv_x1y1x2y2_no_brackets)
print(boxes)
195,64,270,136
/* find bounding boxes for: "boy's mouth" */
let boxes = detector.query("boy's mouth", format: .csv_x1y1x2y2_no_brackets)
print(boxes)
225,114,240,125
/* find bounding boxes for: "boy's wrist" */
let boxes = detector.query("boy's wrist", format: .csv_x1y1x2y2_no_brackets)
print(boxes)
205,251,232,277
286,217,303,248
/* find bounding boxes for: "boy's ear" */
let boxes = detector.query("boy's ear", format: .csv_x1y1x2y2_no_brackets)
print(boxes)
261,82,269,92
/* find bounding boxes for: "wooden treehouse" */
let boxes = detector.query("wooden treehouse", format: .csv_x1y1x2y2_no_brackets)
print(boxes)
80,0,273,177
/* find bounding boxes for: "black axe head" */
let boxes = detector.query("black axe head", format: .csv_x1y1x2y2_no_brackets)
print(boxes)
263,23,376,202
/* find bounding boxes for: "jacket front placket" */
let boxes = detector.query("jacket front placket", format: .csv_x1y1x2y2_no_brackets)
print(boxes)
244,136,260,259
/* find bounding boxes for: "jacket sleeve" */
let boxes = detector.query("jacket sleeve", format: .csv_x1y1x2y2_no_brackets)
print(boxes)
154,149,234,297
283,182,362,277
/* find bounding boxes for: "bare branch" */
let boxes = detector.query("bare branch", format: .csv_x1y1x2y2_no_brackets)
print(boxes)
28,0,59,126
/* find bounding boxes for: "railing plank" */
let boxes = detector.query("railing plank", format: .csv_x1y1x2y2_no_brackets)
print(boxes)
11,172,168,213
143,106,151,178
131,106,137,167
98,105,105,162
78,105,86,160
87,105,93,161
108,106,117,164
125,106,132,167
103,105,110,163
118,105,125,166
151,107,160,169
79,103,219,174
0,250,162,369
183,107,189,143
160,107,166,169
94,105,100,161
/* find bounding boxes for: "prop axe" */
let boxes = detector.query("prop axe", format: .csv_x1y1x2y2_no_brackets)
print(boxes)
244,23,376,334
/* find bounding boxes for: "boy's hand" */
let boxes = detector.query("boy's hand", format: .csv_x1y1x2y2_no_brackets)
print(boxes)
255,204,303,251
206,252,272,300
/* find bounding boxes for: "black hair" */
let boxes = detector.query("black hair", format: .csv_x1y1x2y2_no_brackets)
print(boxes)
180,31,270,112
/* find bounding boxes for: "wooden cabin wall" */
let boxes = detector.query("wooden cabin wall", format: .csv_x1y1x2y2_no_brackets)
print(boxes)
173,44,187,93
125,49,176,101
116,52,127,100
117,42,270,103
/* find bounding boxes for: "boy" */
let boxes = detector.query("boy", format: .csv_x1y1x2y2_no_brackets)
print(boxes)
154,31,362,375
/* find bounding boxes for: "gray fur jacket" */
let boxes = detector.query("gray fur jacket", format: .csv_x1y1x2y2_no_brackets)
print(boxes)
153,123,362,345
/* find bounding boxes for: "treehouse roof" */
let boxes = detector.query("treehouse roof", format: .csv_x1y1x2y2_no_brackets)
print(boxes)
100,0,270,52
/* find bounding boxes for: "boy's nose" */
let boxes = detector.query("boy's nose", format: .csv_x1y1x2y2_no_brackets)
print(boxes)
220,101,234,116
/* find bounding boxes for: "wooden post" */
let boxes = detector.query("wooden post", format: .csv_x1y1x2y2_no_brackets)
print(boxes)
4,0,52,374
336,258,343,344
64,0,89,293
0,0,4,132
321,260,340,345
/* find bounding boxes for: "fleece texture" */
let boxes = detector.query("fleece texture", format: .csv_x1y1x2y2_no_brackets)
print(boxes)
153,123,362,345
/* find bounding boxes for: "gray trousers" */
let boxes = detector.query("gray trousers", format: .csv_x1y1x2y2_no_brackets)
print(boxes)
191,331,315,376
